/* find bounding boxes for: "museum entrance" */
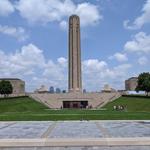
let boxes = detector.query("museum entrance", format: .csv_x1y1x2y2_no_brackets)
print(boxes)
63,101,88,108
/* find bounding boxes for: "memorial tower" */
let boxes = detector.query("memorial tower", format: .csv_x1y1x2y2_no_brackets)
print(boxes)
68,15,82,92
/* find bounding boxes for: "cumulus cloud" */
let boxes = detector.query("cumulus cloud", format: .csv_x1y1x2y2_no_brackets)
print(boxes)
0,44,45,76
0,44,132,91
124,0,150,29
124,32,150,53
0,0,14,16
75,2,101,26
57,57,67,66
138,56,148,65
59,20,67,30
0,44,68,91
0,25,28,41
109,53,128,62
0,44,68,78
43,58,67,79
83,59,107,74
0,0,101,28
82,59,131,91
15,0,102,27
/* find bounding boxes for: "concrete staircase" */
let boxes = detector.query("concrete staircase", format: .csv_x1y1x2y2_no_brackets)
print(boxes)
29,94,54,108
29,92,121,109
95,92,121,108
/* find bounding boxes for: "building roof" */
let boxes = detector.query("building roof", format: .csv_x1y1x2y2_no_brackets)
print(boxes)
36,85,48,92
70,14,79,19
0,78,21,81
127,77,138,80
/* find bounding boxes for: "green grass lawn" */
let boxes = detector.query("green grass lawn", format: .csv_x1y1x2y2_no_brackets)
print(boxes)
102,96,150,112
0,96,150,120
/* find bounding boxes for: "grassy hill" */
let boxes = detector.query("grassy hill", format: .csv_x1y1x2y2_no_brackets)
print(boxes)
0,96,149,120
0,96,48,113
102,96,150,112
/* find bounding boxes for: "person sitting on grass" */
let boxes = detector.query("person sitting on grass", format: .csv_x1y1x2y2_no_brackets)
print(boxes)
113,105,126,111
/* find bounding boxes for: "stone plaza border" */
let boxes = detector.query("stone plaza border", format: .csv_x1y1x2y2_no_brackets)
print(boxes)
0,138,150,147
0,120,149,147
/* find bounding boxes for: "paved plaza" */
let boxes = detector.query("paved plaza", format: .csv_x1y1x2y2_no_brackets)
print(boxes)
0,121,150,139
0,121,149,149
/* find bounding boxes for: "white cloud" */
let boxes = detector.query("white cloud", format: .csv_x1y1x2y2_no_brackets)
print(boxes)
57,57,67,66
13,44,45,67
124,0,150,29
28,56,68,91
0,44,132,91
59,20,67,30
15,0,102,27
109,53,128,62
0,25,28,41
124,32,150,53
112,64,132,77
0,44,67,91
75,2,101,26
0,44,45,77
0,0,14,16
43,57,67,79
83,59,107,73
82,59,131,91
138,56,148,65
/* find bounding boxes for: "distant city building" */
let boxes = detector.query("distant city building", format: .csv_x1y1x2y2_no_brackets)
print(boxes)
56,88,61,93
35,85,48,93
83,89,86,93
0,78,25,96
62,90,66,93
49,86,54,93
125,77,138,91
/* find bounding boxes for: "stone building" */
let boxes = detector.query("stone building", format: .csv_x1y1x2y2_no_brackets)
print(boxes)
125,77,138,91
34,85,48,93
102,84,116,93
0,78,25,96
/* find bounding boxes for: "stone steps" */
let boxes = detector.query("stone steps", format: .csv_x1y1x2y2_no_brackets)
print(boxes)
29,92,121,109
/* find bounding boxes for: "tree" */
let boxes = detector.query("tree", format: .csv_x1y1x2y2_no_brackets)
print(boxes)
136,72,150,96
0,80,13,97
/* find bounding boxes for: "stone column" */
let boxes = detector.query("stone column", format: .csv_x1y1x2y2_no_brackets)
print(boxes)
68,15,82,92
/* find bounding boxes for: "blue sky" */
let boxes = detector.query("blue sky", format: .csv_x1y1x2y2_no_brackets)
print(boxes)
0,0,150,92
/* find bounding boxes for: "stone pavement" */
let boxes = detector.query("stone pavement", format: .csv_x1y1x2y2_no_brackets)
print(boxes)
0,121,149,149
0,146,150,150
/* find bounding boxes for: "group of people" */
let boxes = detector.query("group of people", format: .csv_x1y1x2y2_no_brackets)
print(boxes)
113,105,126,111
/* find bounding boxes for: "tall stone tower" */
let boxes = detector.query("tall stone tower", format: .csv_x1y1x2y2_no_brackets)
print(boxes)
68,15,82,93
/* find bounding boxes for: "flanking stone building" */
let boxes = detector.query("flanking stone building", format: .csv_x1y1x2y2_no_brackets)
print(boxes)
125,77,138,91
0,78,25,97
